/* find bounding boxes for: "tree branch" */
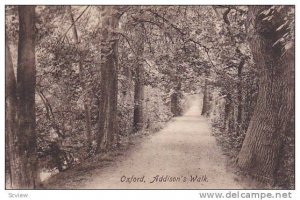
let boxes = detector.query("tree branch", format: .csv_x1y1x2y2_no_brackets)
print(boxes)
36,87,65,139
147,9,215,68
223,7,231,25
118,32,154,69
58,6,90,43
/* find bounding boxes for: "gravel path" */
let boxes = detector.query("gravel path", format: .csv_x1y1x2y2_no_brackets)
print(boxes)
80,98,243,189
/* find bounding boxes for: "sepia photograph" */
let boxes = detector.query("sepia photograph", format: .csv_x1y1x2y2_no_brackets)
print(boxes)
4,4,295,192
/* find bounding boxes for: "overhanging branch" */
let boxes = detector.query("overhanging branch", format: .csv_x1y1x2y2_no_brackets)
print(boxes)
147,9,216,68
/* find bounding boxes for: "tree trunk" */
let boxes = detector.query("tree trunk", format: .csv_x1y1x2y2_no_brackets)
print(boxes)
223,93,233,131
201,76,210,116
67,5,93,151
96,6,120,152
237,6,295,183
170,82,182,117
236,58,245,135
5,36,18,189
243,77,258,131
133,24,145,133
14,6,38,189
84,104,92,150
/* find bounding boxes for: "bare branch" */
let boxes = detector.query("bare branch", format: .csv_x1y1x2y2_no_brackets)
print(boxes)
58,6,90,43
118,32,154,69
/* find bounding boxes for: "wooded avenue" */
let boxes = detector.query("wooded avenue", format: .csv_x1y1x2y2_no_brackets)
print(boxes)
5,5,294,190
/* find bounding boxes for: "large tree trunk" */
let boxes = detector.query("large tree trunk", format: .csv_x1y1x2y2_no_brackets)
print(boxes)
237,6,295,183
12,6,38,189
243,76,258,131
67,6,93,152
133,24,145,133
96,6,120,152
5,36,18,188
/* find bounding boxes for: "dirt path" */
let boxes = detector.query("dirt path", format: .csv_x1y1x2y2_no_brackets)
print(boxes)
77,98,244,189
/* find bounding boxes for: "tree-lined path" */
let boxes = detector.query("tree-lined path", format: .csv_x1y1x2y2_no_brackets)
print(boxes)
6,6,294,189
61,97,243,189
